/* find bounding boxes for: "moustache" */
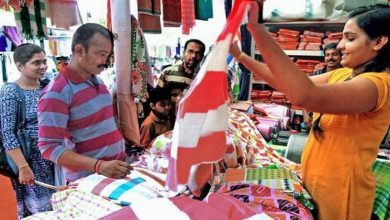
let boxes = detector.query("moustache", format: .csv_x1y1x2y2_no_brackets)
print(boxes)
97,64,109,69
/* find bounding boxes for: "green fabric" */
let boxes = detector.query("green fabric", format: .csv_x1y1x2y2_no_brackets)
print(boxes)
372,159,390,220
14,0,46,40
20,5,33,39
34,0,45,39
194,0,213,21
268,141,287,156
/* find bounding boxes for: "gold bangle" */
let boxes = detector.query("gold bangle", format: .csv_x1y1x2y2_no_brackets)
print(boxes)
18,163,29,170
236,52,246,62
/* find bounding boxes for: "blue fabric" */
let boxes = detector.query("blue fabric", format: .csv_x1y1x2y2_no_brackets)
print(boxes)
224,0,233,17
109,177,146,200
0,83,55,219
238,24,252,101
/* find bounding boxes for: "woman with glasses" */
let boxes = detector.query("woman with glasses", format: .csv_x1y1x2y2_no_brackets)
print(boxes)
230,3,390,220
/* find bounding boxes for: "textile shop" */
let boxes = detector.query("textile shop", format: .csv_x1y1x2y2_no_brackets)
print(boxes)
0,0,389,220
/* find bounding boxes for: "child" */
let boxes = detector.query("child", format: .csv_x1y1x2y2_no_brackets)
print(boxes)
140,87,173,148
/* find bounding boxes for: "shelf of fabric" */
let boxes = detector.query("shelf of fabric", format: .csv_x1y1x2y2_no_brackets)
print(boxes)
255,50,323,57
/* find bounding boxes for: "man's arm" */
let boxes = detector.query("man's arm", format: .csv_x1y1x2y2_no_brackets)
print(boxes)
58,150,131,179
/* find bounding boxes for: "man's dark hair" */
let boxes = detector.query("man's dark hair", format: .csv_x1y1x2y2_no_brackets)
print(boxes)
13,43,45,65
184,39,206,56
148,87,171,104
323,43,339,53
71,23,115,53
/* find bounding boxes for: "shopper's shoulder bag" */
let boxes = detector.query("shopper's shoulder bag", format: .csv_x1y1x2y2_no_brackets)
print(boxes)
0,82,31,178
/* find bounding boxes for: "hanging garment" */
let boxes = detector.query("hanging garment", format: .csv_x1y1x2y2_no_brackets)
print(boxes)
238,24,252,100
137,0,162,33
0,54,7,83
0,0,33,10
3,26,22,47
45,0,82,30
0,35,7,51
224,0,233,17
130,18,153,102
162,0,181,27
13,0,47,39
181,0,196,34
194,0,213,21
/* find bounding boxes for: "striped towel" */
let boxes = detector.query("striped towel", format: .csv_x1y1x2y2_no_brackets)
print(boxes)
14,0,47,39
76,171,167,206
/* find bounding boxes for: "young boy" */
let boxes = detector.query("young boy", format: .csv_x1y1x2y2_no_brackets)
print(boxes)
166,81,188,119
140,87,173,148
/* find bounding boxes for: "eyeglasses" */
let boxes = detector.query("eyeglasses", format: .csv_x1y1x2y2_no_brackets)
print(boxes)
171,93,179,97
185,49,202,59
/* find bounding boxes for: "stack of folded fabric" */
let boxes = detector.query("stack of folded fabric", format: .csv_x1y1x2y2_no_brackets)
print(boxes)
277,28,300,50
251,90,272,101
295,59,321,74
299,30,324,51
270,91,290,105
323,32,343,48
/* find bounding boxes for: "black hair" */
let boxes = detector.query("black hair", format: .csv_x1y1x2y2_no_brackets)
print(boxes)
348,5,390,72
323,43,339,53
71,23,115,53
148,87,171,104
184,39,206,56
13,43,45,65
165,81,188,91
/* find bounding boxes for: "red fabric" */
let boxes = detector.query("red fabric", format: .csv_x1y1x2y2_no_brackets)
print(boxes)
181,0,195,34
137,0,162,33
163,0,181,27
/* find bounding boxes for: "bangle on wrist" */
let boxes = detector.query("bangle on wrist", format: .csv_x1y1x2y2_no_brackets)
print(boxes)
95,160,103,174
236,52,245,62
93,159,99,173
18,163,29,171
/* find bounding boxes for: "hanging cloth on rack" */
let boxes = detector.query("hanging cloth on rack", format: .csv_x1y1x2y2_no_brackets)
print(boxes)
0,35,7,51
13,0,47,39
1,54,8,83
45,0,82,30
0,0,33,10
181,0,196,34
194,0,213,21
238,24,252,101
137,0,162,34
162,0,181,27
130,16,152,103
3,26,23,47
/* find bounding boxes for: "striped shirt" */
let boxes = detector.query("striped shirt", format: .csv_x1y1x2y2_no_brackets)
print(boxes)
157,63,194,87
38,66,126,181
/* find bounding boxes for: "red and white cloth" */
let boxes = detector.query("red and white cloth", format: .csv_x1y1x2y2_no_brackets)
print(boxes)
167,0,256,192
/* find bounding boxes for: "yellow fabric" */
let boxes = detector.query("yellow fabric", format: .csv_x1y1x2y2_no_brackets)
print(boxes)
302,68,390,220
